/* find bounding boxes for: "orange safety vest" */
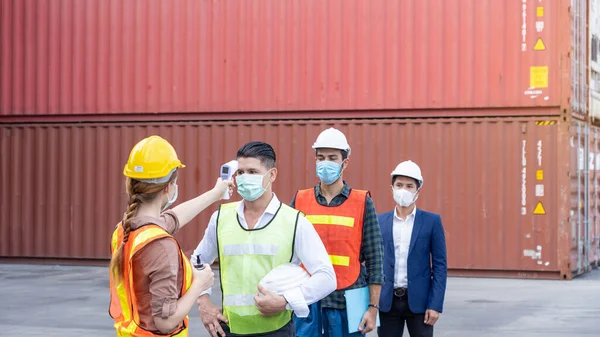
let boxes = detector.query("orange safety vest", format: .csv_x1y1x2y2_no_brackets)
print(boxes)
109,223,193,337
294,188,368,290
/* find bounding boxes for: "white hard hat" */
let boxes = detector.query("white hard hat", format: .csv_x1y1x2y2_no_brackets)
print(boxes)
259,263,310,296
312,128,351,156
391,160,423,187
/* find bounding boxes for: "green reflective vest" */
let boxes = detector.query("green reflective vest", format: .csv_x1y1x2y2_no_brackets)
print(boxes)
217,201,299,335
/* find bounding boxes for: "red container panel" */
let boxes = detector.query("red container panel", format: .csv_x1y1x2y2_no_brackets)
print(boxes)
1,0,575,120
0,113,582,279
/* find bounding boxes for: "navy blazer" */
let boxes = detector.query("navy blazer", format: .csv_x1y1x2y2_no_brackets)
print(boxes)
378,209,447,314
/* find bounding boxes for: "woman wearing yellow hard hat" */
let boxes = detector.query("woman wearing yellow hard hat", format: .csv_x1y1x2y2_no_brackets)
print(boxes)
108,135,233,337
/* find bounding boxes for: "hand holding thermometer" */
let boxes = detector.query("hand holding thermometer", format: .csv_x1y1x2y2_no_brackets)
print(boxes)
220,160,238,200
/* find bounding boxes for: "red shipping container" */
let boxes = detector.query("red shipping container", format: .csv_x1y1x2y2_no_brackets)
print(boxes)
1,113,597,279
0,0,586,122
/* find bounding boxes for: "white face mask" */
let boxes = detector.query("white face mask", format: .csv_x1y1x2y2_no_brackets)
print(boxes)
393,188,417,207
235,170,272,201
162,183,179,211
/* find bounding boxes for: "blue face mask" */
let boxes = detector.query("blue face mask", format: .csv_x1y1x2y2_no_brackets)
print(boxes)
162,183,178,211
316,161,342,185
236,170,272,201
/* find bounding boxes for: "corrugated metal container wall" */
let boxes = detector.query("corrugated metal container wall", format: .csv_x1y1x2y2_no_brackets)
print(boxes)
570,0,587,119
0,114,581,279
590,0,600,124
570,120,592,274
0,0,579,120
589,126,600,268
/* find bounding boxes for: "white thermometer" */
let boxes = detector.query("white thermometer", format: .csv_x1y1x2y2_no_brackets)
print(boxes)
220,160,238,200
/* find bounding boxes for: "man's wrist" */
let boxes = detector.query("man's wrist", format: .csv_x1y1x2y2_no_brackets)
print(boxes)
368,304,380,311
281,295,293,311
197,293,211,305
279,295,288,309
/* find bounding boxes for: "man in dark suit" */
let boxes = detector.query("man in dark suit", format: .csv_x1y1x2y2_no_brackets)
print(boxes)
377,160,447,337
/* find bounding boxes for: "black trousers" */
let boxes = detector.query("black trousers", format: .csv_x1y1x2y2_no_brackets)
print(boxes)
377,293,434,337
219,320,295,337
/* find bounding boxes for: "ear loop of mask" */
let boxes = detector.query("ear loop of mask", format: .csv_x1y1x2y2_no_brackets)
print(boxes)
339,159,347,178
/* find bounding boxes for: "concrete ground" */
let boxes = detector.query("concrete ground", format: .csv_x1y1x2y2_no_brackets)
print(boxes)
0,264,598,337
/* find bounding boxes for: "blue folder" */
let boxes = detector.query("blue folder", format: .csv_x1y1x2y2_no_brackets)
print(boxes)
344,286,381,333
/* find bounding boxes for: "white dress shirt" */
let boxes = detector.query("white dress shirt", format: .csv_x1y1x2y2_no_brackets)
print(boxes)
393,206,417,288
191,193,336,317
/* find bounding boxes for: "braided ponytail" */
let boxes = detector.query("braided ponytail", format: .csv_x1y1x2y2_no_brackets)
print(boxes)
109,190,141,282
109,173,178,283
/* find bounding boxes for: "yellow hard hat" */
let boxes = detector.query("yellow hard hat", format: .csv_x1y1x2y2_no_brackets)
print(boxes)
123,135,185,183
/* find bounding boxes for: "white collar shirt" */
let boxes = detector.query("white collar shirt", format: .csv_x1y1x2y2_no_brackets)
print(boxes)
393,206,417,288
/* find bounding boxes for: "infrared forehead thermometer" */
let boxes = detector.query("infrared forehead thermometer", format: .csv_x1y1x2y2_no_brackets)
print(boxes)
220,160,238,200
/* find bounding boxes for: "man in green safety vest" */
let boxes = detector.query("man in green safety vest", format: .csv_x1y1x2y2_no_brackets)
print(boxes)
193,141,336,337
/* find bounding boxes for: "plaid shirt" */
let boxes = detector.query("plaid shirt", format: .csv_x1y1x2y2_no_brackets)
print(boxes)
290,181,385,309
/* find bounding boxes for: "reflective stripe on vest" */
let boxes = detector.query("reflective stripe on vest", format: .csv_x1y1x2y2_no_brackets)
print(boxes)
217,201,298,335
109,223,193,337
294,188,368,290
222,243,279,256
